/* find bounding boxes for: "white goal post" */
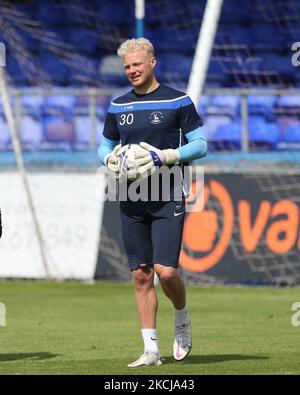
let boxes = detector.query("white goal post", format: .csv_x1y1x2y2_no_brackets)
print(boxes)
187,0,223,107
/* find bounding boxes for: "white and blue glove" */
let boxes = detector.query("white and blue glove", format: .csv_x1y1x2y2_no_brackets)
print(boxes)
106,144,122,178
136,142,180,178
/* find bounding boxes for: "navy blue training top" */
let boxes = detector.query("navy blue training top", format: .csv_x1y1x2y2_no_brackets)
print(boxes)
103,84,203,148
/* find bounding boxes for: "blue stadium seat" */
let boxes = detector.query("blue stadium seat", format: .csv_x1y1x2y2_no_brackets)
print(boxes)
40,95,75,150
210,95,241,117
154,27,199,53
22,34,41,52
207,60,228,86
97,0,133,25
40,52,70,85
98,55,128,85
146,0,206,25
42,116,75,151
250,23,285,51
13,3,37,18
37,3,66,25
248,94,276,118
0,114,11,151
218,25,252,47
277,95,300,108
20,114,43,151
210,120,241,149
276,115,299,134
204,116,239,150
6,56,28,85
248,116,280,149
96,117,105,146
65,28,98,55
277,123,300,150
74,115,91,151
159,53,192,81
46,95,75,110
262,53,295,77
219,0,250,22
284,124,300,142
22,95,45,115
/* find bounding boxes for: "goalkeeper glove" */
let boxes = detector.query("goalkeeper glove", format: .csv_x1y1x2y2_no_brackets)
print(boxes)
137,142,180,178
106,144,122,178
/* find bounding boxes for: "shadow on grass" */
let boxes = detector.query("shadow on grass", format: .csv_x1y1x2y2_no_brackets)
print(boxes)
0,352,60,362
162,354,269,365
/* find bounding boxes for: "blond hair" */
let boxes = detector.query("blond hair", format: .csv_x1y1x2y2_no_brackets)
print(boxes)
117,38,155,59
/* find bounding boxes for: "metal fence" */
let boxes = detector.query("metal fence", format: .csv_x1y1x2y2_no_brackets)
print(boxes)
6,87,300,152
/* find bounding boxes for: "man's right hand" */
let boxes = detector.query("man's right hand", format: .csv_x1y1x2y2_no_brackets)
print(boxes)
107,144,121,177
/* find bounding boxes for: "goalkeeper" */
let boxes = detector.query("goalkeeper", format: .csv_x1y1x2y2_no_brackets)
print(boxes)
98,38,207,367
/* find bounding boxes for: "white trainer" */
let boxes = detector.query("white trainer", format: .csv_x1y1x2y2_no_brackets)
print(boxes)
173,317,192,361
127,350,162,367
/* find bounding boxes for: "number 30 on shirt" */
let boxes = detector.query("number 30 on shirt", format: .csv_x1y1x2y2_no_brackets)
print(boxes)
119,113,134,125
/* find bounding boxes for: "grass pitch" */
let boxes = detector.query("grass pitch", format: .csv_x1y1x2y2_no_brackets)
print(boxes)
0,280,299,375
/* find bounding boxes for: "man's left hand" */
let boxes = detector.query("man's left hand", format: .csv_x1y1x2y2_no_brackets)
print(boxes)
136,142,180,178
139,142,180,166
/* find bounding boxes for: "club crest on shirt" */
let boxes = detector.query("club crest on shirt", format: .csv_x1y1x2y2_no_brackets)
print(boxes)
149,111,163,124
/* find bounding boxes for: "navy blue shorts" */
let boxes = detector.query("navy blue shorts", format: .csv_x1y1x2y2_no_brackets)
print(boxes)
120,200,185,271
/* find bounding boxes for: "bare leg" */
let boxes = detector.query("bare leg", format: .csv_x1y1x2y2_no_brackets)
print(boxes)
132,265,157,328
154,264,186,310
154,263,191,361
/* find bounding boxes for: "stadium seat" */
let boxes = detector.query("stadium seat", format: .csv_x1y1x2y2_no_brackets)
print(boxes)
277,94,300,108
248,116,280,149
19,115,43,151
98,55,127,85
65,28,98,55
96,118,105,145
218,25,252,47
210,95,241,117
37,3,66,25
276,115,299,134
209,120,241,150
6,56,28,85
250,23,285,51
207,59,228,86
97,0,133,25
204,115,238,150
219,0,250,22
261,53,295,79
74,115,91,151
0,114,11,150
154,27,199,53
284,124,300,142
13,3,37,18
42,116,75,151
0,0,299,157
40,52,70,86
22,94,45,114
277,123,300,150
46,95,75,111
23,34,41,52
248,94,277,118
41,95,76,150
159,53,192,83
146,0,206,25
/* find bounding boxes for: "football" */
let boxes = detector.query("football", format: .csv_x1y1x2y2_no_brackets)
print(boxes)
117,144,148,181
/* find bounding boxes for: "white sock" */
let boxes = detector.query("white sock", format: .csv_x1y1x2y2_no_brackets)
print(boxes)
141,328,159,354
175,306,189,326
